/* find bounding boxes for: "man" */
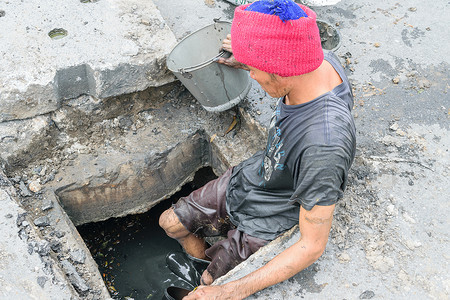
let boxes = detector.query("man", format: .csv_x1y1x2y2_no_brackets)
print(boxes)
159,0,356,298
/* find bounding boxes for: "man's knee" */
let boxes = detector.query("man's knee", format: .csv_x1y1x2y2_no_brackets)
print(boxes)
159,207,189,239
201,270,213,286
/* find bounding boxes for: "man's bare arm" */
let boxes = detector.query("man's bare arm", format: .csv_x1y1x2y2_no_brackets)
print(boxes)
184,204,335,300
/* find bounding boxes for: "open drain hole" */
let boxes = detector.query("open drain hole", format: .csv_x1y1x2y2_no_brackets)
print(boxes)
77,167,217,299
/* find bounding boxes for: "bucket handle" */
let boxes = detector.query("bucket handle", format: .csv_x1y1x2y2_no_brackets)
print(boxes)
178,50,228,74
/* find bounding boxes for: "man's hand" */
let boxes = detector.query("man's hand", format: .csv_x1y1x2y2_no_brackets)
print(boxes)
216,34,249,70
183,285,236,300
221,34,233,53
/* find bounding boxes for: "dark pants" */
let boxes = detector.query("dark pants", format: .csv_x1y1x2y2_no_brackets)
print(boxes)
173,168,268,280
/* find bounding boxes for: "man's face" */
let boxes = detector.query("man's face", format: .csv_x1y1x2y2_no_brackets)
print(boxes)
248,66,289,98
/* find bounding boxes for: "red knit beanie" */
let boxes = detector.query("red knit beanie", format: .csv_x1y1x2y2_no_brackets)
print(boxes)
231,3,324,77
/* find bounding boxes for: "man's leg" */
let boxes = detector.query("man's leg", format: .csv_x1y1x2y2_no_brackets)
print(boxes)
202,229,268,284
159,207,208,260
159,168,235,285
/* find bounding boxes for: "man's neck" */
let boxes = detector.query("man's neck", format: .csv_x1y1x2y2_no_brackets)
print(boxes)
284,60,342,106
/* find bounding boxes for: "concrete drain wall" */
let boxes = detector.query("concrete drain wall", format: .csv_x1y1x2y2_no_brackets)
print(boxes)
55,132,210,226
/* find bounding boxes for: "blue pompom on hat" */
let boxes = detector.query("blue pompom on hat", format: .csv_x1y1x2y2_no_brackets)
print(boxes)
245,0,308,22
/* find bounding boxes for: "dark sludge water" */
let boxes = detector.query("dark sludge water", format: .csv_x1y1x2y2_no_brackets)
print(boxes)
77,167,217,300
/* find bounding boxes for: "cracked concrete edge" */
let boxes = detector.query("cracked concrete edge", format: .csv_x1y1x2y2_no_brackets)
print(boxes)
43,188,111,299
0,60,176,124
0,115,53,166
0,0,177,123
0,171,79,300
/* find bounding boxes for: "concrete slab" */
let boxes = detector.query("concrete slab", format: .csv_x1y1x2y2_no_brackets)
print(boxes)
153,0,236,40
0,0,177,122
0,172,78,300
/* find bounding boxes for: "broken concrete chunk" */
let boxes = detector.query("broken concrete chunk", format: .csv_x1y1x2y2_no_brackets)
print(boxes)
55,231,66,238
417,77,432,89
386,204,398,216
389,123,399,131
11,175,21,183
39,166,47,176
402,212,416,224
16,212,27,227
0,174,11,186
27,241,51,256
32,166,43,175
19,181,32,197
50,241,62,253
70,249,86,264
41,173,55,184
359,290,375,299
37,276,47,288
28,242,35,255
43,261,53,276
41,199,54,211
37,241,51,256
18,228,29,241
404,239,422,250
60,260,90,293
34,216,50,227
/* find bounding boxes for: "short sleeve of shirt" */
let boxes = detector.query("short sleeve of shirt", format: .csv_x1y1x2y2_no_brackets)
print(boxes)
289,145,351,210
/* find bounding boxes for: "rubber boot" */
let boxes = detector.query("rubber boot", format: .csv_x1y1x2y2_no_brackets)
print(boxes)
164,286,192,300
166,252,202,287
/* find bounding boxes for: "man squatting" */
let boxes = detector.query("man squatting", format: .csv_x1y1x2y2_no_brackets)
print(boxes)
159,0,356,299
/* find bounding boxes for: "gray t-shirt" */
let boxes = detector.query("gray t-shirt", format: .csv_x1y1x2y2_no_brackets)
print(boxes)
226,52,356,241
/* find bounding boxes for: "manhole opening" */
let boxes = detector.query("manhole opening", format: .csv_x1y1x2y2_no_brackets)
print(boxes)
77,167,217,299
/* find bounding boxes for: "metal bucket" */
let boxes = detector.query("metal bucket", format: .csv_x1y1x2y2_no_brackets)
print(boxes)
167,21,251,112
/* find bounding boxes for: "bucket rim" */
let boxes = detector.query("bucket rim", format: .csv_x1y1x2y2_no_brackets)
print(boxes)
167,20,232,74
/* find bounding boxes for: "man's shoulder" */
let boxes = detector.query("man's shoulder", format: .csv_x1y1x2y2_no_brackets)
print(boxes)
323,51,342,67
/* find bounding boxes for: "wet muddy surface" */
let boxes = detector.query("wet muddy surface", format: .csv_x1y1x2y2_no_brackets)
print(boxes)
77,167,216,299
